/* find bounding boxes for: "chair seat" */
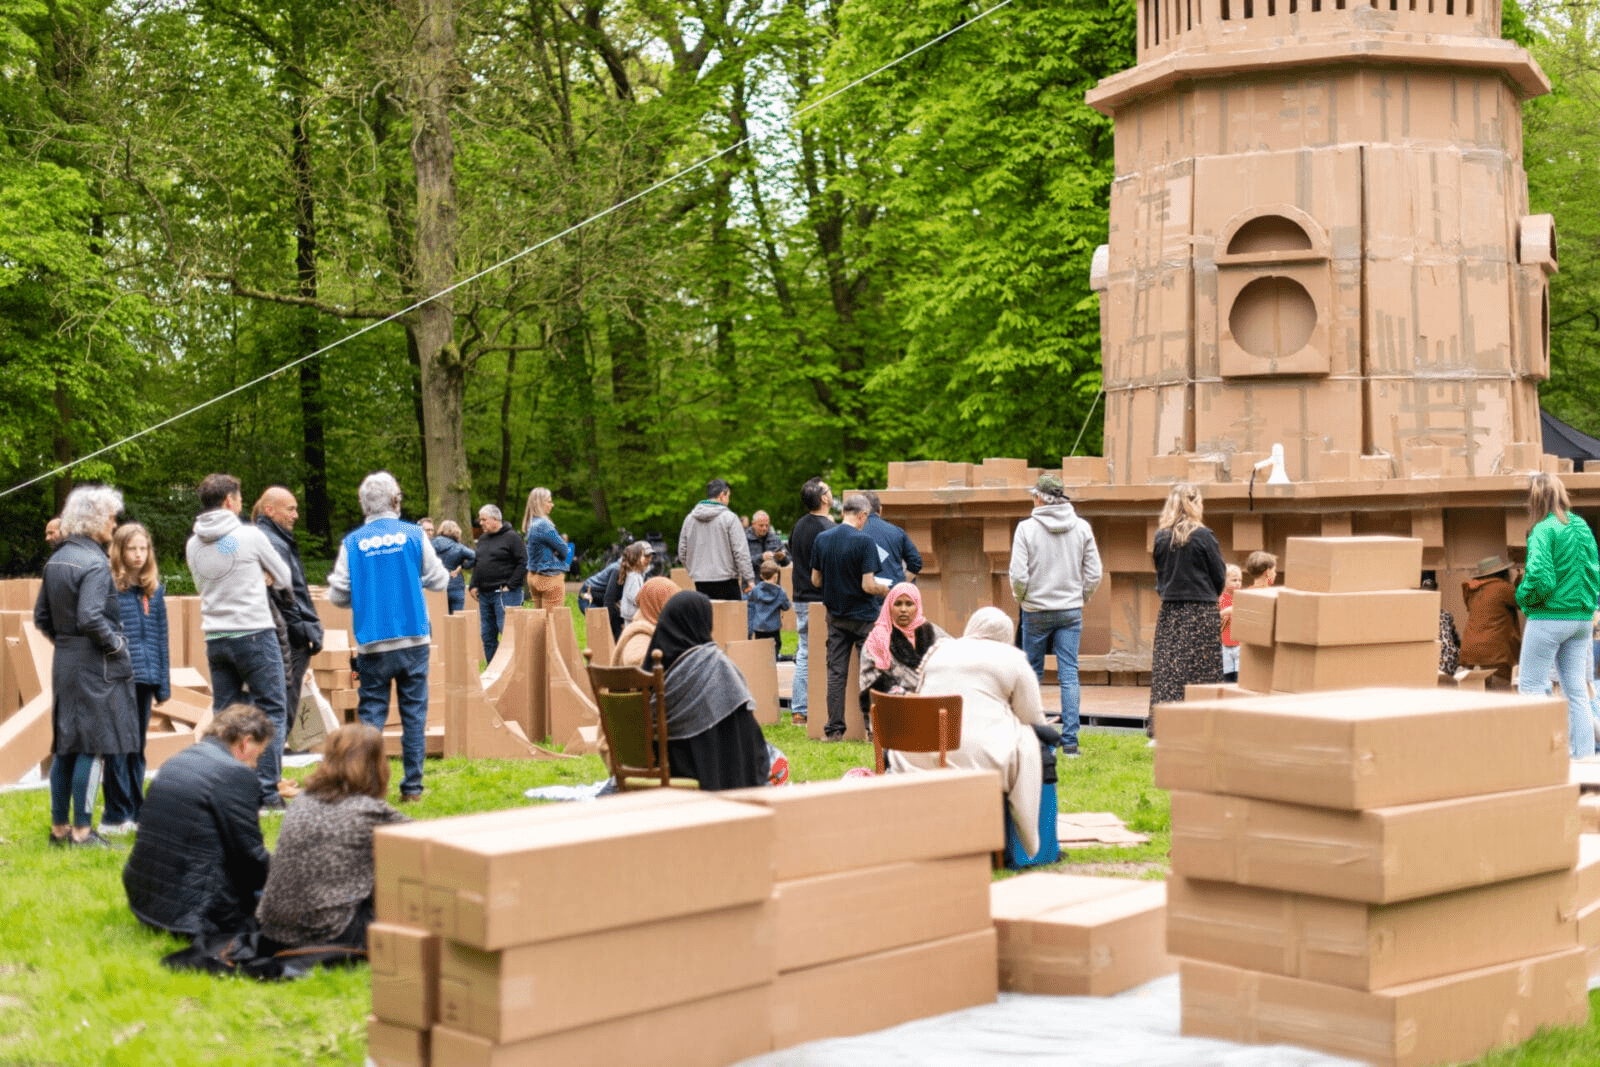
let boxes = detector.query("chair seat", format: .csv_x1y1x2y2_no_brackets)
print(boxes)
621,777,701,790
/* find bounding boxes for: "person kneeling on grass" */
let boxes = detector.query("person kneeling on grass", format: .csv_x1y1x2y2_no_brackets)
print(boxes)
255,724,410,948
122,705,274,939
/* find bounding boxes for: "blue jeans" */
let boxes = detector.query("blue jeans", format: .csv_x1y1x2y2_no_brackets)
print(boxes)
1520,617,1595,758
1022,609,1082,748
478,588,524,666
447,578,465,615
356,644,431,796
50,752,99,828
207,629,288,806
793,605,811,717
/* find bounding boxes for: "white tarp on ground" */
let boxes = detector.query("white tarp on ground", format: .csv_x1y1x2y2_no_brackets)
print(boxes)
732,976,1365,1067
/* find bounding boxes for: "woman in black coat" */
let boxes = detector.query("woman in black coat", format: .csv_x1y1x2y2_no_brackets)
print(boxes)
33,485,140,848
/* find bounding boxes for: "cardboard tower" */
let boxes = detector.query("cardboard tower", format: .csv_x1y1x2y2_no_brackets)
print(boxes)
878,3,1595,678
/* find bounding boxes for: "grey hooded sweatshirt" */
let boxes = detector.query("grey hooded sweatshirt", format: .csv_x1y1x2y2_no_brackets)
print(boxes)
186,509,291,634
677,501,755,587
1008,501,1103,612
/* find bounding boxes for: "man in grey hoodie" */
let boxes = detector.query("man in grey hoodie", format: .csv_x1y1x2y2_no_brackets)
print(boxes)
1009,474,1102,757
186,473,293,810
677,478,754,601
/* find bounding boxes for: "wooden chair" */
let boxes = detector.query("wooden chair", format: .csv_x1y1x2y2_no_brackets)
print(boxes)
583,649,697,791
869,691,963,775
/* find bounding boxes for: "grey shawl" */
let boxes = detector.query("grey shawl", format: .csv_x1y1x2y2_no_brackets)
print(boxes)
662,643,753,740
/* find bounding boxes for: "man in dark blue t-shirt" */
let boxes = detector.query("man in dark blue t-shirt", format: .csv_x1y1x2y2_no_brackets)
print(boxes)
810,492,891,740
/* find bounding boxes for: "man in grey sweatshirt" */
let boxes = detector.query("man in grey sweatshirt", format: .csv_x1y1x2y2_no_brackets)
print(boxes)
186,473,293,810
677,478,754,601
1008,474,1102,756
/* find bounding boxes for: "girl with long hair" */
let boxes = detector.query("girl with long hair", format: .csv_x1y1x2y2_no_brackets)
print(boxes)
1147,483,1227,736
617,541,656,625
522,487,569,612
102,522,170,832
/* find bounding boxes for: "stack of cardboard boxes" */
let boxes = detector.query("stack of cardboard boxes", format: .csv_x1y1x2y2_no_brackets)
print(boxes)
1159,685,1590,1066
989,873,1174,996
367,769,1004,1067
1227,536,1439,695
309,630,359,720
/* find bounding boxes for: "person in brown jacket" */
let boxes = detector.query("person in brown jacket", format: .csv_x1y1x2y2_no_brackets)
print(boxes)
1460,556,1522,684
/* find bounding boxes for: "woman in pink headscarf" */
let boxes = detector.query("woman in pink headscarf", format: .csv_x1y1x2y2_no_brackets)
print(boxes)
859,583,948,703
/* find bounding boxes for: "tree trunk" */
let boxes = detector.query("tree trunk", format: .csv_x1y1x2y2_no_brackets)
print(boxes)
400,0,469,527
290,89,331,552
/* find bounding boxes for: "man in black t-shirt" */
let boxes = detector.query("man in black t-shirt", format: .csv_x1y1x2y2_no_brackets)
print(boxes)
810,493,891,740
787,478,835,724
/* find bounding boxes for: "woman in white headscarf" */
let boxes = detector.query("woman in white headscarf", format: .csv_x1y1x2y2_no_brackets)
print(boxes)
892,607,1047,856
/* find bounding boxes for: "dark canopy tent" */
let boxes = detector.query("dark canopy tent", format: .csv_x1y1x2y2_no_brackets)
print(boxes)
1541,409,1600,472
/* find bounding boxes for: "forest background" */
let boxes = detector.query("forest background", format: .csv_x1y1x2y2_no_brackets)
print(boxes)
0,0,1592,572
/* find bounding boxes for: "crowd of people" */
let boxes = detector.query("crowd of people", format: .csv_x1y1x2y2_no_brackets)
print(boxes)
28,463,1600,973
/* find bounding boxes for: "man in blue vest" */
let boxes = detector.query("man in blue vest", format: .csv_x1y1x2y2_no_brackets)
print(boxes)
327,472,449,802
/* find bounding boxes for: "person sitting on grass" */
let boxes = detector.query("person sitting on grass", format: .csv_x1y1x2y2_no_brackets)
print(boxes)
255,724,409,949
122,705,274,939
644,591,770,790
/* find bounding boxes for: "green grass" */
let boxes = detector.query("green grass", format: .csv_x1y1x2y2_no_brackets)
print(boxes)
0,723,1590,1065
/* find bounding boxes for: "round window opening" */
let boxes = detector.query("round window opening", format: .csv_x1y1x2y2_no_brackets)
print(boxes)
1229,276,1317,359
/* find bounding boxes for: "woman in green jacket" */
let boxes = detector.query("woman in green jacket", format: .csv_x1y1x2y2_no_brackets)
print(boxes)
1517,473,1600,757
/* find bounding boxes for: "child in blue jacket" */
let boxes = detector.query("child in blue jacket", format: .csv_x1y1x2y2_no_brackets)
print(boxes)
105,522,170,832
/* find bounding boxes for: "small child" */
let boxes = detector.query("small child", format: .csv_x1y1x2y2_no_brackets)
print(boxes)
1219,564,1243,682
747,560,791,659
1244,550,1277,589
105,522,170,833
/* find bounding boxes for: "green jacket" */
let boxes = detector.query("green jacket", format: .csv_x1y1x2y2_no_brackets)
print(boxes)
1517,513,1600,620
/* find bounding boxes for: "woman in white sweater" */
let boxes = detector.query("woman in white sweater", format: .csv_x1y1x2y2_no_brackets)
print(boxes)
893,607,1047,856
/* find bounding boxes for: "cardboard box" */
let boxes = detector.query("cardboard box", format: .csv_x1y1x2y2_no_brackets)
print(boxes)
774,854,992,972
430,984,772,1067
1229,588,1278,646
771,929,997,1050
721,769,1003,881
373,790,711,924
425,798,773,949
1179,950,1589,1067
1272,589,1441,646
1270,641,1439,693
1167,870,1575,991
1182,683,1257,701
1580,901,1600,950
369,923,439,1030
991,878,1172,996
1576,835,1600,911
1284,536,1424,594
437,902,772,1043
1581,795,1600,835
367,1016,428,1067
1154,688,1568,810
1235,643,1274,693
1170,785,1579,903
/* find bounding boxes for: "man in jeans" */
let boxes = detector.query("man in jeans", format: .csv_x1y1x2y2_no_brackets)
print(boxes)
470,503,527,665
810,493,891,740
1009,474,1102,757
787,478,834,724
327,472,448,801
186,472,293,811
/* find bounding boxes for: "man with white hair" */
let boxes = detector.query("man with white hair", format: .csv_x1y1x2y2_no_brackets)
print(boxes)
187,472,293,812
745,511,788,567
326,472,449,802
468,502,527,665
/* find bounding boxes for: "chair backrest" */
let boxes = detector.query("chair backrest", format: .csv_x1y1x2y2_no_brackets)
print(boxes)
869,691,963,775
584,648,672,789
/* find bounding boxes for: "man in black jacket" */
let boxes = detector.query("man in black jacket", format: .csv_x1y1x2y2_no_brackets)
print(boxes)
470,503,527,666
123,705,274,938
253,487,324,712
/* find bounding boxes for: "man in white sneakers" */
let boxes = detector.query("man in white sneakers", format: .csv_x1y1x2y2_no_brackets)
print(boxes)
1009,474,1102,757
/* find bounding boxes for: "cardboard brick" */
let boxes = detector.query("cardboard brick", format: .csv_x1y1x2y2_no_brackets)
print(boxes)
367,1016,428,1067
1581,795,1600,835
720,768,1003,880
1154,688,1568,810
725,639,780,726
372,790,711,925
430,984,772,1067
1272,589,1440,646
1167,870,1575,991
1577,835,1600,911
1579,901,1600,951
991,878,1173,996
1235,643,1273,693
1229,588,1278,646
1170,785,1579,904
424,798,773,950
773,855,993,972
1269,641,1439,693
1283,536,1424,594
369,923,439,1030
1179,950,1589,1067
437,902,772,1042
771,929,997,1050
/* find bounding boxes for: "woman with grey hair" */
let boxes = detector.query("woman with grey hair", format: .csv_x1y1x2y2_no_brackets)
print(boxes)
431,520,476,615
33,484,140,847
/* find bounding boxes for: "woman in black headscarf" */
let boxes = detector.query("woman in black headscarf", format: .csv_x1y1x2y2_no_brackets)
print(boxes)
644,591,770,790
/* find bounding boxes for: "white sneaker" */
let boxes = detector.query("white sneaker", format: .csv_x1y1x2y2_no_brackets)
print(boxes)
99,821,137,835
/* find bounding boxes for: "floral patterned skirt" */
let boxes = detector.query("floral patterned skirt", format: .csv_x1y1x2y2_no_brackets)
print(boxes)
1149,600,1224,716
